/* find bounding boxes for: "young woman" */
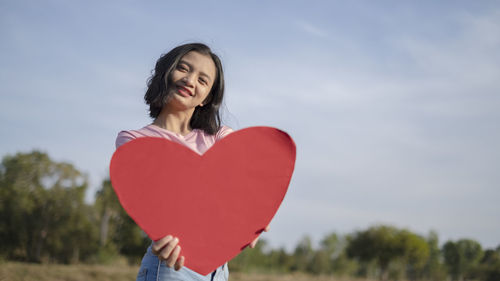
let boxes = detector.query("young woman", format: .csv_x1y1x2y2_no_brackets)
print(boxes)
115,43,267,281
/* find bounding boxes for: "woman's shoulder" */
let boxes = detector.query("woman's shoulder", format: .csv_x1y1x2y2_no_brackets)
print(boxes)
115,130,135,149
215,125,234,142
115,125,162,149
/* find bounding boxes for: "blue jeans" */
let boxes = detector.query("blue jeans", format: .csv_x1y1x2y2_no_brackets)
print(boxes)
136,245,229,281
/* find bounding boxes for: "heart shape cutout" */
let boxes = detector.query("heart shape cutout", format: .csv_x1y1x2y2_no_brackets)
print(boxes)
110,127,296,275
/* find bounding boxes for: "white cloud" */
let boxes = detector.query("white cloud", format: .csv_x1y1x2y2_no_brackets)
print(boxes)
295,20,329,39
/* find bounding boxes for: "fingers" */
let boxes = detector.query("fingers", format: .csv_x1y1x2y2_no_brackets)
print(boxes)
249,225,270,249
152,235,174,255
158,237,179,261
175,255,185,271
151,235,184,270
249,237,259,248
166,245,181,267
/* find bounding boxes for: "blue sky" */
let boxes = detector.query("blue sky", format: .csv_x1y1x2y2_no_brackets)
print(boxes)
1,0,499,251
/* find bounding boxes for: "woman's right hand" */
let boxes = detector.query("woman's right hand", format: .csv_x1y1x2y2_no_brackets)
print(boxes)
151,235,185,271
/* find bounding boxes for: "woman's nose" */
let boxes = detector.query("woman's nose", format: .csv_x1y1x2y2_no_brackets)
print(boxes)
182,75,195,86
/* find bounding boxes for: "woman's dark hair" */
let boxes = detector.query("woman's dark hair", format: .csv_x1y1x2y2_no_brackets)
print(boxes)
144,43,225,135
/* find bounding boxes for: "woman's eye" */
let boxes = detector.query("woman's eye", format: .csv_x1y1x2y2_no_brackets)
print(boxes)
199,78,207,85
177,65,188,71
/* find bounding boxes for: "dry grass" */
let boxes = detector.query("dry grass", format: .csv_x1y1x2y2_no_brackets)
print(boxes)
0,262,372,281
0,262,139,281
230,272,371,281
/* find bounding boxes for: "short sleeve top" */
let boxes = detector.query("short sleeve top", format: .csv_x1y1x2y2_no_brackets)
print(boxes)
115,124,233,154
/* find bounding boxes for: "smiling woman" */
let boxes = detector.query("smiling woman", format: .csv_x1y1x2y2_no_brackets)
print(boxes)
114,43,267,281
144,43,225,136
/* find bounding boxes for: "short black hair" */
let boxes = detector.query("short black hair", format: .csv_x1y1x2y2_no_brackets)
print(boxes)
144,43,225,135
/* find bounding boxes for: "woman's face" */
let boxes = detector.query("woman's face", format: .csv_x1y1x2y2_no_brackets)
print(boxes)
165,51,217,111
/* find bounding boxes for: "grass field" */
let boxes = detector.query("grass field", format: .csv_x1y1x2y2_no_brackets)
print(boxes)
0,262,370,281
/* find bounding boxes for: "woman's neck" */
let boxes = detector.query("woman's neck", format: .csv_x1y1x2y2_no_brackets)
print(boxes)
152,107,195,136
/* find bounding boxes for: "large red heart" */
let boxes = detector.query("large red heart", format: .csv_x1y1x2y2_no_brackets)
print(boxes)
109,127,296,275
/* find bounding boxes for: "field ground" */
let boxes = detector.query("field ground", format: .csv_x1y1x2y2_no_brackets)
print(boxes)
0,262,372,281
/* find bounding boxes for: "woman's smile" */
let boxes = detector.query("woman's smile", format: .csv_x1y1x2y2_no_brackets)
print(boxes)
177,85,193,97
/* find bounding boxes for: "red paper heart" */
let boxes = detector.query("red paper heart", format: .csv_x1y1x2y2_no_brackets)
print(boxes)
109,127,296,275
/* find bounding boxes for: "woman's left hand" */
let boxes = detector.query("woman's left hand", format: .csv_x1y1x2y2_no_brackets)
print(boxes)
249,225,270,248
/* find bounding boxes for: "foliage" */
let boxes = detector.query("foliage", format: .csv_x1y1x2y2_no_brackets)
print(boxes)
94,179,150,264
422,230,447,281
0,151,97,263
0,150,147,264
476,247,500,281
443,239,484,281
292,235,314,272
230,238,270,272
346,225,429,280
1,149,498,281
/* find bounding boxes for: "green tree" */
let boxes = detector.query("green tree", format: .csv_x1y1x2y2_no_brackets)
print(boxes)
324,234,360,277
346,225,402,280
477,246,500,281
94,179,122,248
291,235,314,272
443,239,484,281
332,250,360,277
423,231,447,281
229,238,269,272
267,247,294,273
398,229,430,280
346,225,430,281
307,249,331,275
112,207,150,263
0,151,97,263
0,151,51,260
320,233,339,258
94,178,149,264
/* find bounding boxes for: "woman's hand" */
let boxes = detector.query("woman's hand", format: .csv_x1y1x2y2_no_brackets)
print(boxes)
151,235,185,271
249,225,270,248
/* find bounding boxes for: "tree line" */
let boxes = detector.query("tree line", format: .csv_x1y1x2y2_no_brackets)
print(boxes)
1,151,499,281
